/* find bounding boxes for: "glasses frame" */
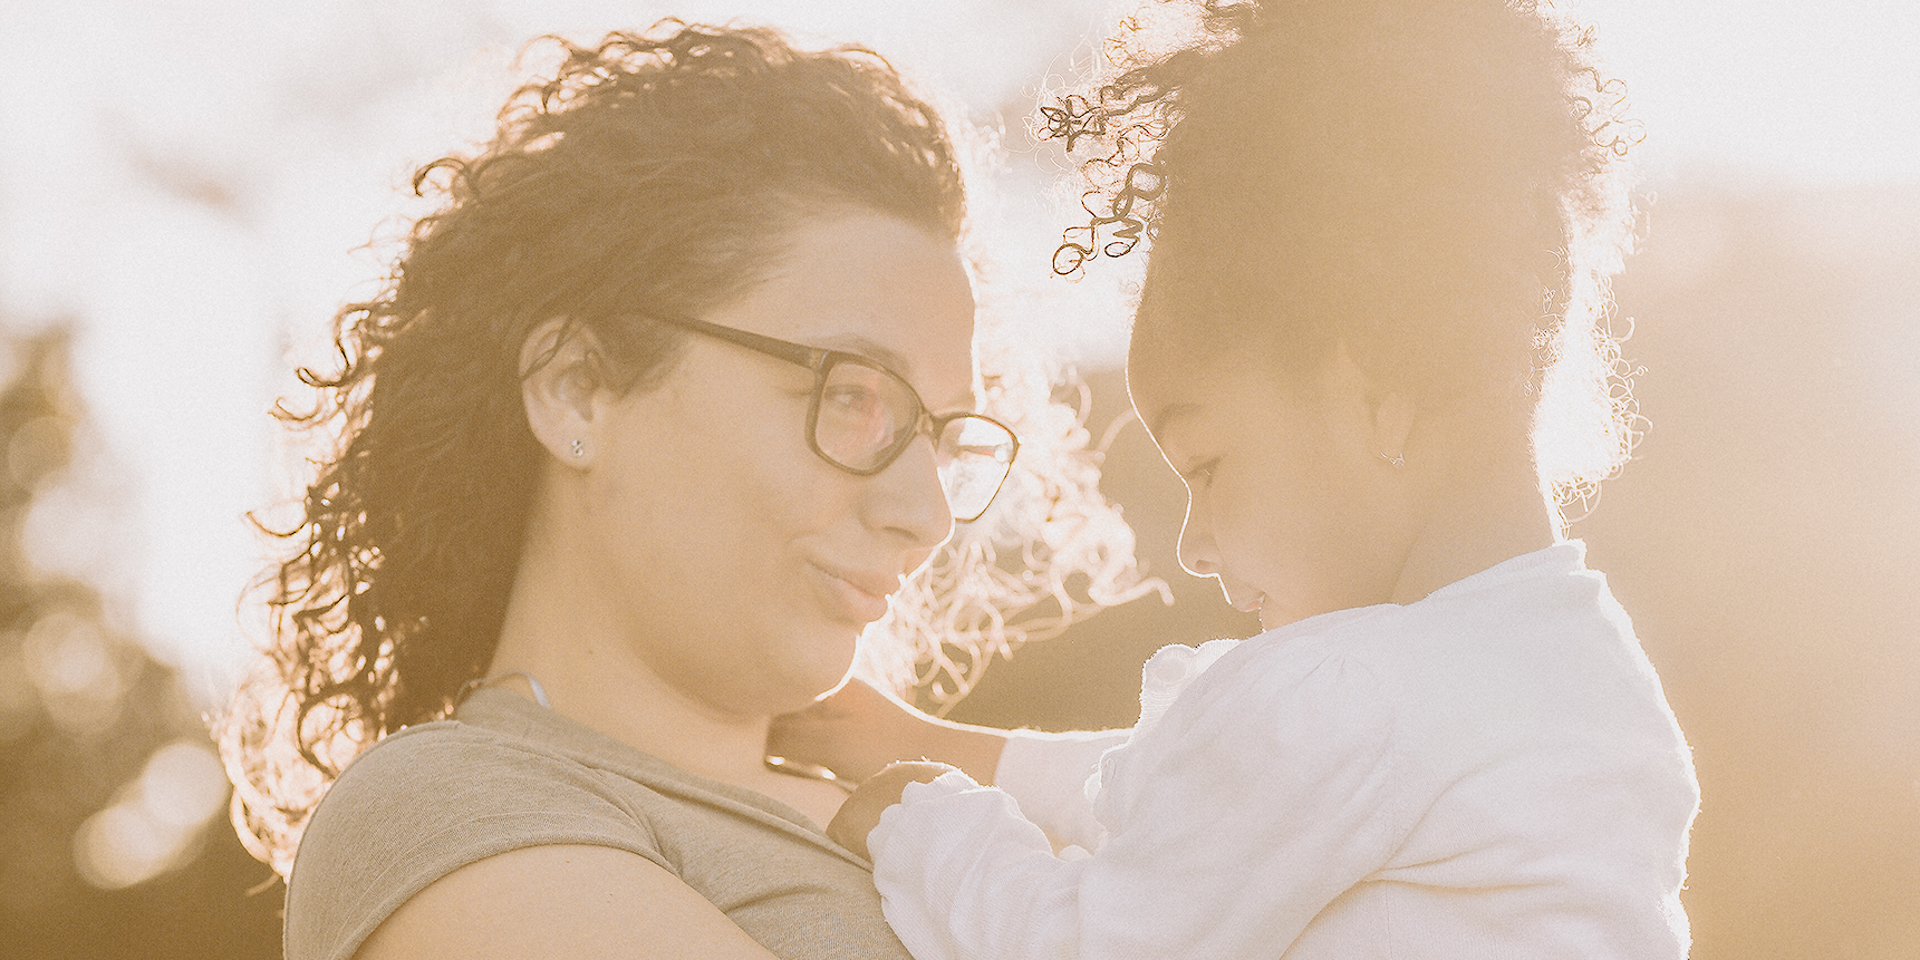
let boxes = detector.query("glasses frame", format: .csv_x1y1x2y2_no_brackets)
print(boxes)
650,315,1020,522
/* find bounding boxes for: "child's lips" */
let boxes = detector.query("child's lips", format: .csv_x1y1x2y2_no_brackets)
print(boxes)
1218,579,1264,614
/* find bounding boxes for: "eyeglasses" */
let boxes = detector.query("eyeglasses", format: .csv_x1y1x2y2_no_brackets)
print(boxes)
653,315,1020,523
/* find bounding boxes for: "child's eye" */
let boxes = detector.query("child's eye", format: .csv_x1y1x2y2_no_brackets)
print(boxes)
1182,459,1218,488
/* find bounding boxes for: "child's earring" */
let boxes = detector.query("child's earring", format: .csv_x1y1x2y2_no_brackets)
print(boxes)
570,438,585,458
1374,391,1414,470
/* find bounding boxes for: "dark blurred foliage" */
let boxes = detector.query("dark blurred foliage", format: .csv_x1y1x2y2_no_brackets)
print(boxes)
954,183,1920,959
0,327,279,959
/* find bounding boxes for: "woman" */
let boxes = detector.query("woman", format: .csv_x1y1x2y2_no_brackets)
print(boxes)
221,22,1029,960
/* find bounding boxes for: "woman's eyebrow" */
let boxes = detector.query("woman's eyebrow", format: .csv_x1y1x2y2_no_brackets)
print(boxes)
811,334,914,381
812,333,974,410
936,387,979,413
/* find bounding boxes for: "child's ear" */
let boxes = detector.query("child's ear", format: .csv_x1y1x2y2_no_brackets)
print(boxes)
1329,340,1416,467
520,318,603,467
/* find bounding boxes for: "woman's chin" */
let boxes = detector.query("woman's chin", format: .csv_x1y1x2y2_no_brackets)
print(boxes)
771,632,863,710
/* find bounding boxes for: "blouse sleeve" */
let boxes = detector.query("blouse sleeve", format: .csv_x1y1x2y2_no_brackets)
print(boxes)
992,729,1130,852
867,645,1413,960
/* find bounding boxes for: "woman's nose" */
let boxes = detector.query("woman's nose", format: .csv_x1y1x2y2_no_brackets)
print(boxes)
865,435,955,549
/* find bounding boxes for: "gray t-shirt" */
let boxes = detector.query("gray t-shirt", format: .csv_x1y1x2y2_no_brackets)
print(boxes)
283,688,911,960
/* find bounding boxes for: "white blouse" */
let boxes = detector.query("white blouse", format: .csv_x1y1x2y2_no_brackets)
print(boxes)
869,542,1699,960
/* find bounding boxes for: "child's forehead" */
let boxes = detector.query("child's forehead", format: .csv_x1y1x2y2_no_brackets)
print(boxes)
1127,318,1292,399
1127,331,1214,405
1127,350,1271,438
1125,339,1209,393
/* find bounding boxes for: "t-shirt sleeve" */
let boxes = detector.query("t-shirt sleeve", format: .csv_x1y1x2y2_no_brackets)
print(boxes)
867,645,1413,960
992,729,1130,852
283,724,673,960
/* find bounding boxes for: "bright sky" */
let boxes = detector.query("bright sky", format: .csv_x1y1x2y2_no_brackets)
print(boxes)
1584,0,1920,186
0,0,1913,701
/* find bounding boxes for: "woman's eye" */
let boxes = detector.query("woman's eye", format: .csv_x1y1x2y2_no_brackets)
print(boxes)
824,385,881,413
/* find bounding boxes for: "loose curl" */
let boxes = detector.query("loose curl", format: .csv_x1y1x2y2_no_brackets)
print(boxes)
1041,0,1645,501
221,22,972,877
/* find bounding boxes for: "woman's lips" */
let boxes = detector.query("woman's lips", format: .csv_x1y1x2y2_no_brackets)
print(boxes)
808,562,894,624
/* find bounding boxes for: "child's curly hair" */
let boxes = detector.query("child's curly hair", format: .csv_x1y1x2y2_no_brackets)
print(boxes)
1044,0,1643,502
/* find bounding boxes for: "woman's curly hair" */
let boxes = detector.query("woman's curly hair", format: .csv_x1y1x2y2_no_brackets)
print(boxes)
220,21,969,877
1043,0,1644,501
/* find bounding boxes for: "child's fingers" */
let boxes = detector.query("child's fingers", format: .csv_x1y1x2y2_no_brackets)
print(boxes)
827,761,953,860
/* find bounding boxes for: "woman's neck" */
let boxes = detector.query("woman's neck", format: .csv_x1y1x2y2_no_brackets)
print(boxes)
488,503,777,790
485,484,855,829
490,631,777,786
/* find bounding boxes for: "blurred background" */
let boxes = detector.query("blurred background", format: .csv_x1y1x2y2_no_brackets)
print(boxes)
0,1,1913,957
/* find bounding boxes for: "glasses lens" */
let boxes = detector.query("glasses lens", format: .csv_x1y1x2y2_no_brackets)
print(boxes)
814,360,920,471
812,357,1017,521
937,416,1017,521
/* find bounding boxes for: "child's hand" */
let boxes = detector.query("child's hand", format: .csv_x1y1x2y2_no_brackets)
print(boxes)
826,760,953,860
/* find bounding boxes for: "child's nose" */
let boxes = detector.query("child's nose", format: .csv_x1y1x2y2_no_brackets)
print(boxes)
1179,537,1220,577
1177,496,1221,578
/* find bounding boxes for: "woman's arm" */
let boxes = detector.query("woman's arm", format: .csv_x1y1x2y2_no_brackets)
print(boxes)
777,679,1129,852
768,678,1010,784
355,845,784,960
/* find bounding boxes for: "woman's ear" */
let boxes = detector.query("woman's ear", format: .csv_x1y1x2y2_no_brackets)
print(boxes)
520,319,602,468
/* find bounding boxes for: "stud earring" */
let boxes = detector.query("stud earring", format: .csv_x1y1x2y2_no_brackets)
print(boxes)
570,438,585,458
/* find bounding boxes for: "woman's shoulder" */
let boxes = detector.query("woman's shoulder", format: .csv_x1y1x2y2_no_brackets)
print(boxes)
322,717,527,788
286,720,671,960
309,718,642,828
296,716,667,869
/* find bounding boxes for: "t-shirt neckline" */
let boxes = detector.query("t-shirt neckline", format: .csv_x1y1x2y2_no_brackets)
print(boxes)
454,686,838,842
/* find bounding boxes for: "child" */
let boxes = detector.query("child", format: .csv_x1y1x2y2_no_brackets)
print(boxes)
769,0,1699,957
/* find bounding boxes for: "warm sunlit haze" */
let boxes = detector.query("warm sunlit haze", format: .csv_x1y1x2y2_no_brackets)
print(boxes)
0,0,1914,957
